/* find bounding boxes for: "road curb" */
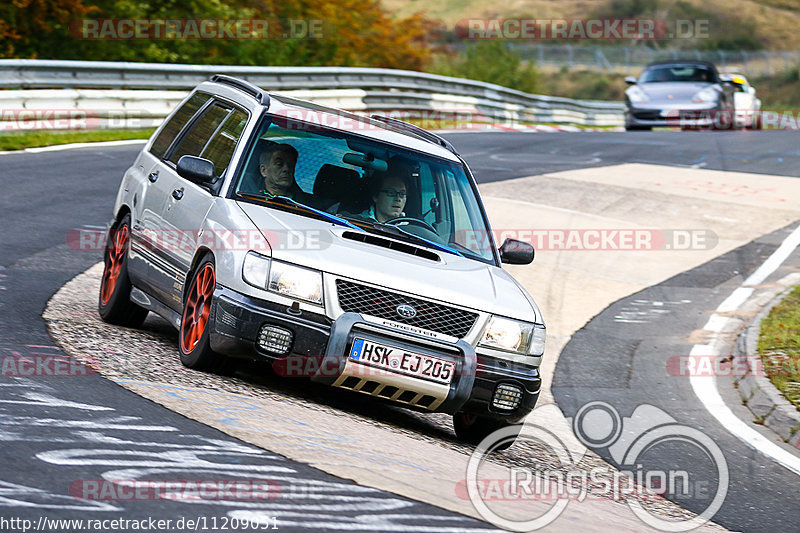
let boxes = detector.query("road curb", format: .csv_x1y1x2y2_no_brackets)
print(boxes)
734,281,800,445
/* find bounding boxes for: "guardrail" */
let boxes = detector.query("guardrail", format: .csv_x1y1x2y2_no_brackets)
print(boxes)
0,59,625,130
509,44,800,77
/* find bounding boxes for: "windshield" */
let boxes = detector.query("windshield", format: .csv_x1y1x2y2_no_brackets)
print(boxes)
640,66,716,83
233,114,496,264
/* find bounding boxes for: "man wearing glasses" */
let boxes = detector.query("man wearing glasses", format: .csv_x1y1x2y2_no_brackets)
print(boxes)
361,172,408,223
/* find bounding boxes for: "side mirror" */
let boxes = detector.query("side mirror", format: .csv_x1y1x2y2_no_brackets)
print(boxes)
499,238,534,265
177,155,217,185
625,76,637,85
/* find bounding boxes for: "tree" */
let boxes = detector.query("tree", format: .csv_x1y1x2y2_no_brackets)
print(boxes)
0,0,97,58
1,0,436,71
434,41,539,94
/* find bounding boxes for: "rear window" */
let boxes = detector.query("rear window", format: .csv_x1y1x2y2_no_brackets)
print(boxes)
150,92,210,159
199,109,249,177
168,103,230,165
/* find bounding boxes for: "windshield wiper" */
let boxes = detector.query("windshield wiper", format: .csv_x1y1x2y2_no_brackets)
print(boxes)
238,193,364,231
340,216,463,257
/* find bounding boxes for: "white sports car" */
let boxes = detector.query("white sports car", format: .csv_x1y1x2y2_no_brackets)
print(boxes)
727,73,762,129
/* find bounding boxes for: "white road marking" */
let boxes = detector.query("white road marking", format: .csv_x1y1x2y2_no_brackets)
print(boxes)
613,299,690,324
0,139,146,156
690,223,800,476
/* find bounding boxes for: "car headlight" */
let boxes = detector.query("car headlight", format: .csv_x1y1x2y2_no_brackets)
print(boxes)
692,87,718,103
243,251,270,288
479,316,545,356
243,252,323,305
626,86,648,104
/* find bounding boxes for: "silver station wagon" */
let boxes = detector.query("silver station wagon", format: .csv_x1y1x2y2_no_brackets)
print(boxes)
99,75,545,445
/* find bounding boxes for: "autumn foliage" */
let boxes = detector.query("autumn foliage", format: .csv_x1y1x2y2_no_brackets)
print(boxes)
1,0,435,70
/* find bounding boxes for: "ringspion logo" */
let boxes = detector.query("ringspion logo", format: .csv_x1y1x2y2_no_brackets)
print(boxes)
463,402,728,531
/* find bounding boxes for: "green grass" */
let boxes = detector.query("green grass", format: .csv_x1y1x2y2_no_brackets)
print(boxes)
751,69,800,108
758,285,800,412
0,128,155,152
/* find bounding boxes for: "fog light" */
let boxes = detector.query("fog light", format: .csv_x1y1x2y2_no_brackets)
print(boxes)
257,325,294,355
492,383,523,411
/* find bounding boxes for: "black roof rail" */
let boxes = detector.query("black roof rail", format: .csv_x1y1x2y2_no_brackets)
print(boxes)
370,115,457,154
272,94,370,125
209,75,270,106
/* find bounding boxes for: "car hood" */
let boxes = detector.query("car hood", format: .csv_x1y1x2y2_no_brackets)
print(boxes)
237,201,541,323
634,82,715,102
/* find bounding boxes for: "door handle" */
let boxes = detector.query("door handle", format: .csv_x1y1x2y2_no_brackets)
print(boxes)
172,188,184,200
148,171,159,183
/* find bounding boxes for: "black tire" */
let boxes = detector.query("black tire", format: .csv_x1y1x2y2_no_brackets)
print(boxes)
625,125,651,131
453,412,522,451
754,112,763,130
179,253,226,372
98,214,149,327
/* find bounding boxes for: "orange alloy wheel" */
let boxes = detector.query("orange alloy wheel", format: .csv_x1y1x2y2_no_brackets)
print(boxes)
100,224,130,305
181,262,215,353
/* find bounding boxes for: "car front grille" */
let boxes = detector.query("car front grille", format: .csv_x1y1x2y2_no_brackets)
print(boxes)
335,279,478,338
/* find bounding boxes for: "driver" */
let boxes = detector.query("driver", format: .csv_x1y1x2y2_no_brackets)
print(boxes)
361,172,407,223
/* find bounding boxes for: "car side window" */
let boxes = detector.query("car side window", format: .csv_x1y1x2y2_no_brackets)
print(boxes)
167,103,230,165
149,92,210,159
198,109,248,177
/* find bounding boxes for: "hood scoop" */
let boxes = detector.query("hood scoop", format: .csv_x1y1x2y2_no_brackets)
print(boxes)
342,231,440,262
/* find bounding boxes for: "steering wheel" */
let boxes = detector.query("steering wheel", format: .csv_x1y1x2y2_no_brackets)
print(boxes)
385,216,438,234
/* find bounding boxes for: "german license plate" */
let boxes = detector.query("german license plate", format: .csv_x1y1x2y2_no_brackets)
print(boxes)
348,338,455,384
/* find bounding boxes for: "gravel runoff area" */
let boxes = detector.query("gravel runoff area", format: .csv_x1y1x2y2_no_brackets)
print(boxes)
43,263,728,530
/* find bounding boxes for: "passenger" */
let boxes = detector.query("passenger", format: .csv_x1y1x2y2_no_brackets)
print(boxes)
258,142,312,203
361,172,408,223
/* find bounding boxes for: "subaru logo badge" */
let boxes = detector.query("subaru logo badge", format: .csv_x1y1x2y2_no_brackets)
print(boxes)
396,304,417,319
